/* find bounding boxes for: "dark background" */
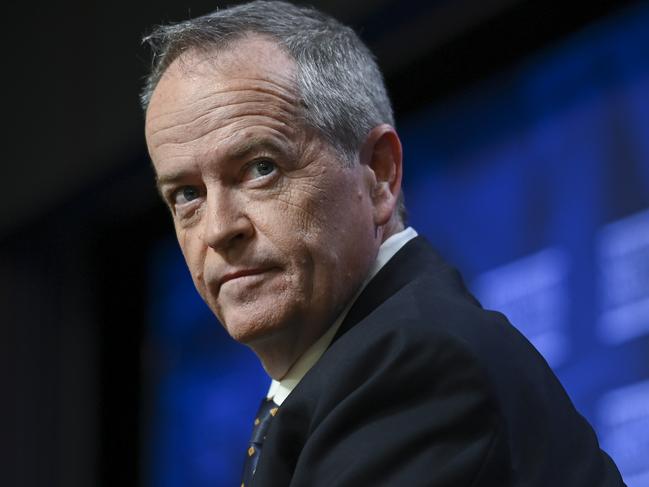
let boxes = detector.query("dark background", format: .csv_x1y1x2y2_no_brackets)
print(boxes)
3,1,648,486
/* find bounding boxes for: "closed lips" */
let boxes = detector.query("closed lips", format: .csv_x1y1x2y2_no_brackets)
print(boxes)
219,269,268,286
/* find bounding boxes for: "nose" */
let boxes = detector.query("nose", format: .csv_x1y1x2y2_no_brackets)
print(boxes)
202,189,254,252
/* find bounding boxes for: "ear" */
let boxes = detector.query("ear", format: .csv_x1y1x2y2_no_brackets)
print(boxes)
359,124,403,227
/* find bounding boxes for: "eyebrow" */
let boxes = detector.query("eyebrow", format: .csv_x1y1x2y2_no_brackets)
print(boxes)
225,135,291,161
155,169,192,193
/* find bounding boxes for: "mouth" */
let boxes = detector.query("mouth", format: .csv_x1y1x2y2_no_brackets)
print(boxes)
219,268,270,287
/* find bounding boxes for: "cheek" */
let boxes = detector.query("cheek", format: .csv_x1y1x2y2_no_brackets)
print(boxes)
274,180,367,261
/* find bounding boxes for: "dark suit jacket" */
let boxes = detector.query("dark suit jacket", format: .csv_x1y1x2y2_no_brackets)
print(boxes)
254,237,625,486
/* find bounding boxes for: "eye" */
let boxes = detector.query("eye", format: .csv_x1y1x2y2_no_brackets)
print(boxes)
245,159,277,180
172,186,201,206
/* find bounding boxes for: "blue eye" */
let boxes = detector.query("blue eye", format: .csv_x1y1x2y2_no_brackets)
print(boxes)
173,186,200,205
249,160,276,179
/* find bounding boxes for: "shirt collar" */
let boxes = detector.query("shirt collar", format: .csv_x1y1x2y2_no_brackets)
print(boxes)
267,226,418,405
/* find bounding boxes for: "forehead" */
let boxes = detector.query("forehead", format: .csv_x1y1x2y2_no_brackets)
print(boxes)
145,35,299,134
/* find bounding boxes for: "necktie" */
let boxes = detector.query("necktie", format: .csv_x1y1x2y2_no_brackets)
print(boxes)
241,397,279,486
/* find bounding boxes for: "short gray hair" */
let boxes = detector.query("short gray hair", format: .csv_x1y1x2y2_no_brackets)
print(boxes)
141,0,406,222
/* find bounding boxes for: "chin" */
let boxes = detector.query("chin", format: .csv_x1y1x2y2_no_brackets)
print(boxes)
220,307,294,345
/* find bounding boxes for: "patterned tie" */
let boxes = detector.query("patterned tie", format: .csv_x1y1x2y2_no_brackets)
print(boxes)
241,397,279,486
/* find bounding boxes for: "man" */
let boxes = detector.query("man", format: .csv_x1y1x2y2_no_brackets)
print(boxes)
142,1,625,485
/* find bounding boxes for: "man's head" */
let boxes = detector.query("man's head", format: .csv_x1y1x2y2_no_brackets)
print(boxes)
143,0,404,378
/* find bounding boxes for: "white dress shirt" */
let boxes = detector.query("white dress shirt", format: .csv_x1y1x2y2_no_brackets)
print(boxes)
266,227,418,405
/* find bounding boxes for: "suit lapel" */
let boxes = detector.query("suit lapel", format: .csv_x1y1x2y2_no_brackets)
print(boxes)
332,236,459,343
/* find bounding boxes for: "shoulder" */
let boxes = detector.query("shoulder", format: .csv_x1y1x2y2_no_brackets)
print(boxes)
284,274,621,486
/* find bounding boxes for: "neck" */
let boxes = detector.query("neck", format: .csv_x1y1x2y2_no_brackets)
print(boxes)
380,215,404,244
248,324,312,379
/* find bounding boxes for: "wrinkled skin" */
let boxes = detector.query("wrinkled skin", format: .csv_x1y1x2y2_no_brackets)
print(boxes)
145,35,401,378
